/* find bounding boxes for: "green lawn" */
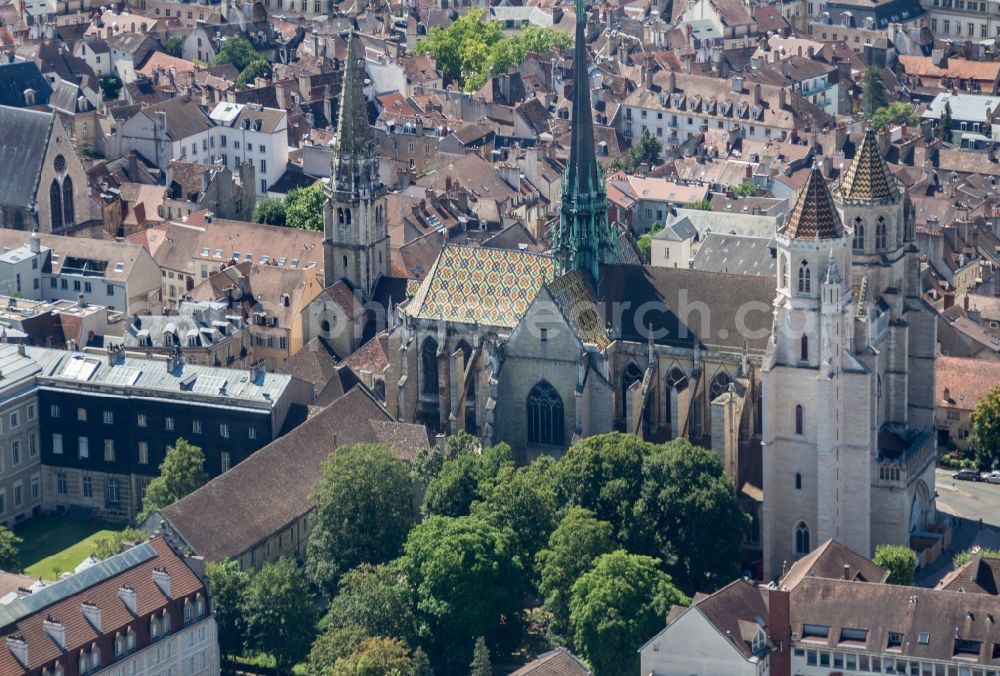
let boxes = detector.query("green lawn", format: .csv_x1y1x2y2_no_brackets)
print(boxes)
15,516,119,580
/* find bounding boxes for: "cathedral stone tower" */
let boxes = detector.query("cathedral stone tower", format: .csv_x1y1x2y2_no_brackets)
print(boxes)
761,166,870,579
552,0,617,282
323,32,388,299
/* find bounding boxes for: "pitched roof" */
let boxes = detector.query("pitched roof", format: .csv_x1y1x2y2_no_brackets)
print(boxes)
0,106,51,210
936,354,1000,412
158,387,428,561
937,549,1000,595
0,61,52,107
508,649,591,676
689,578,770,660
779,165,843,240
545,270,611,349
836,127,899,204
406,245,560,328
780,539,888,589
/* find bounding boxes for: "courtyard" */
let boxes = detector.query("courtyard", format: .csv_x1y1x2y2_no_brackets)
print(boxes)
14,514,119,580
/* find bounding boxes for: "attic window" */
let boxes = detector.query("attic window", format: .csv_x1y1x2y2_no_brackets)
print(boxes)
992,642,1000,659
954,638,982,657
277,257,286,266
245,253,253,261
887,632,904,650
261,255,270,264
201,248,210,256
802,624,830,640
290,259,299,268
113,262,125,272
839,627,868,644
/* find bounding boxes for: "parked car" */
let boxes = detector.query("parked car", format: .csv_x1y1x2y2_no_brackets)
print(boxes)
953,469,982,481
984,471,1000,484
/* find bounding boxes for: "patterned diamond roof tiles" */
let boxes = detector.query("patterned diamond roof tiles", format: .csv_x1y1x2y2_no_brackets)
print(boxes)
779,165,844,240
546,270,611,349
407,245,559,328
837,126,900,204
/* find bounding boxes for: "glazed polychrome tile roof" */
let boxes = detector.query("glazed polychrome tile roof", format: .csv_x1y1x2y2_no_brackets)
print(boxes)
546,270,611,350
836,127,900,204
778,165,843,240
407,244,559,328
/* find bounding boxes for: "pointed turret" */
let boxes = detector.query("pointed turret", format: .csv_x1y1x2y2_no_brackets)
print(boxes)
837,126,899,204
552,0,617,282
330,31,378,195
779,165,844,240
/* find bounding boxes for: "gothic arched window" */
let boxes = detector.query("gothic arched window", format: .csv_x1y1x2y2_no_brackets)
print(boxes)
853,217,865,250
456,340,475,402
621,362,643,420
666,367,688,392
345,209,352,225
795,521,810,554
62,176,74,227
420,337,438,397
795,472,802,490
49,179,62,231
337,208,344,224
527,380,564,446
800,335,809,361
876,217,887,249
795,404,804,434
797,260,811,294
710,371,732,400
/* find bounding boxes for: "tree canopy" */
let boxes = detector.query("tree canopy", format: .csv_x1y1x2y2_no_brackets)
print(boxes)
306,444,415,596
236,58,273,91
205,560,250,657
138,438,208,522
251,196,286,226
324,563,417,645
0,526,21,571
163,35,185,58
243,557,318,674
98,73,122,101
862,66,887,119
871,101,920,131
400,515,523,661
972,386,1000,470
416,11,572,92
214,37,260,72
284,184,326,231
569,551,687,676
873,544,917,586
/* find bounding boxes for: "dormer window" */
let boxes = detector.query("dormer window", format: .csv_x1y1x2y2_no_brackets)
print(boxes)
150,616,160,640
184,600,193,623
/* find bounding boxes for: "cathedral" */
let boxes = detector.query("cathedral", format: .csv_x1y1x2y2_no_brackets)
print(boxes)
326,1,940,578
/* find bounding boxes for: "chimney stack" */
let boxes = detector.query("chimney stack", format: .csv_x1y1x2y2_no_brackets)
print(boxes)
29,230,40,254
152,567,171,597
119,585,137,614
5,635,27,668
843,563,851,580
42,617,65,649
81,600,102,632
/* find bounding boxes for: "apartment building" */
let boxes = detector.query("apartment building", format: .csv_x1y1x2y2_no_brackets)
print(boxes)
207,102,289,196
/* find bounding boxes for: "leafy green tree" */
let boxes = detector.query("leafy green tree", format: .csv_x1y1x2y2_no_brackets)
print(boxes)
284,184,326,231
413,445,444,485
556,432,656,545
637,223,664,261
400,515,523,661
332,637,419,676
470,637,492,676
422,442,513,517
163,35,185,57
99,72,122,101
91,527,146,560
569,551,688,676
324,563,417,644
630,129,662,169
472,456,559,574
972,386,1000,470
690,199,712,211
214,37,260,72
873,544,918,586
953,547,1000,568
251,197,286,226
863,66,886,119
306,444,415,596
732,180,756,197
237,58,273,90
871,102,920,131
940,100,953,141
535,507,616,646
243,558,318,674
633,440,748,593
308,625,370,675
138,439,208,522
0,526,22,571
205,560,250,657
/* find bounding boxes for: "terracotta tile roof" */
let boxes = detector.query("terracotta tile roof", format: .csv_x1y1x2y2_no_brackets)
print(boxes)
898,55,1000,83
936,354,1000,412
406,245,559,328
508,648,591,676
779,165,843,240
836,127,900,204
780,539,888,589
343,334,389,374
0,537,205,674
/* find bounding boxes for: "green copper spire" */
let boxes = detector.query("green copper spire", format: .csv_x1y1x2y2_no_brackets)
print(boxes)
553,0,617,282
331,30,378,196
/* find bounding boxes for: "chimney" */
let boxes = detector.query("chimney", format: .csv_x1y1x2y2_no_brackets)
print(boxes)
931,49,945,67
5,635,26,668
732,76,743,93
668,70,676,94
201,169,212,195
152,567,171,596
768,587,792,676
29,230,40,254
752,83,761,105
119,585,137,614
779,87,788,110
843,563,851,580
78,293,86,308
81,601,102,632
42,617,65,649
281,293,290,307
965,294,970,311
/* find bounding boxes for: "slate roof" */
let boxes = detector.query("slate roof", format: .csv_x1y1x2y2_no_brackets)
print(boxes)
836,127,900,204
937,549,1000,595
691,233,776,277
0,106,52,210
0,61,51,108
158,387,429,561
406,245,559,328
779,165,843,240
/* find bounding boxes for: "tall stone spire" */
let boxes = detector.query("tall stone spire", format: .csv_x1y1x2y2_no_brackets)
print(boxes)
778,165,844,240
837,126,899,204
553,0,617,282
330,30,378,196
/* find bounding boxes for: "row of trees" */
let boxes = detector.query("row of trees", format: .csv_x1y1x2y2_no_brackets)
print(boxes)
416,11,572,92
204,433,747,675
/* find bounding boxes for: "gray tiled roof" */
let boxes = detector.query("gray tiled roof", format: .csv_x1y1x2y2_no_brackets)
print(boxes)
0,106,52,210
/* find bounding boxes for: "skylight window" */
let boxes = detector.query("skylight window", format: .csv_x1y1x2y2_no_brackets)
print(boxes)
214,249,223,258
245,253,253,262
918,632,929,645
113,262,125,272
261,255,270,264
201,248,210,256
